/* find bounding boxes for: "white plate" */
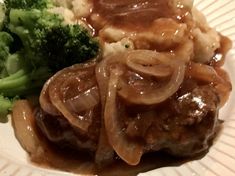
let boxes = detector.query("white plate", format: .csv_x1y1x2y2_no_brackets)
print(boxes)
1,0,235,175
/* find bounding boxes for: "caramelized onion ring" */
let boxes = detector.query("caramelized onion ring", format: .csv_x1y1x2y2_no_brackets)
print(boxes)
65,86,100,113
12,100,43,159
126,51,172,77
39,77,60,116
96,51,125,106
187,62,232,107
40,62,97,131
118,50,186,105
99,0,129,7
187,62,221,83
104,68,143,165
95,127,115,166
49,63,96,131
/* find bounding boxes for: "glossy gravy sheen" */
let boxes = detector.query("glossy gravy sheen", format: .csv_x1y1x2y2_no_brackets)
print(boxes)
91,0,177,30
32,132,197,176
17,0,232,175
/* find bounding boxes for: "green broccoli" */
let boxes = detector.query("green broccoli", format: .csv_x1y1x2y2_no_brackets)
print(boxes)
0,31,51,98
0,31,14,78
6,0,99,72
8,9,63,67
0,3,6,30
3,0,52,33
0,66,51,97
0,95,15,122
4,0,51,10
0,54,50,121
0,0,99,121
40,25,99,71
0,32,13,59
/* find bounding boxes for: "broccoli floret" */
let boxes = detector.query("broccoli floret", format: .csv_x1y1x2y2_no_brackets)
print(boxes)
0,32,13,57
5,52,24,74
0,31,51,98
8,9,63,66
0,0,100,121
0,95,15,122
8,7,99,72
0,33,22,121
40,25,99,71
3,0,52,32
4,0,51,10
0,66,51,97
0,32,13,77
0,3,6,30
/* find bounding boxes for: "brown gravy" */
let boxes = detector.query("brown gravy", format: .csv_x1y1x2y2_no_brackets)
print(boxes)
31,132,205,176
12,0,232,175
210,35,233,66
91,0,177,31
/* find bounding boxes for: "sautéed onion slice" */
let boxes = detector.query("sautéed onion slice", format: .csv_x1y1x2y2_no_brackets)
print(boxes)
12,100,44,160
65,86,100,113
104,68,143,165
40,77,61,116
118,50,186,105
187,62,232,107
40,62,97,131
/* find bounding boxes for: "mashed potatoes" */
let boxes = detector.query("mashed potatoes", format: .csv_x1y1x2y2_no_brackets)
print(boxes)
51,0,223,65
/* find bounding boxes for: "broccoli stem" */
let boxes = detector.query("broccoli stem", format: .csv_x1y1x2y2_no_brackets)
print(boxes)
1,69,26,81
5,53,24,75
0,3,5,30
0,73,30,89
1,87,36,97
0,79,45,96
0,95,13,122
0,67,50,96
